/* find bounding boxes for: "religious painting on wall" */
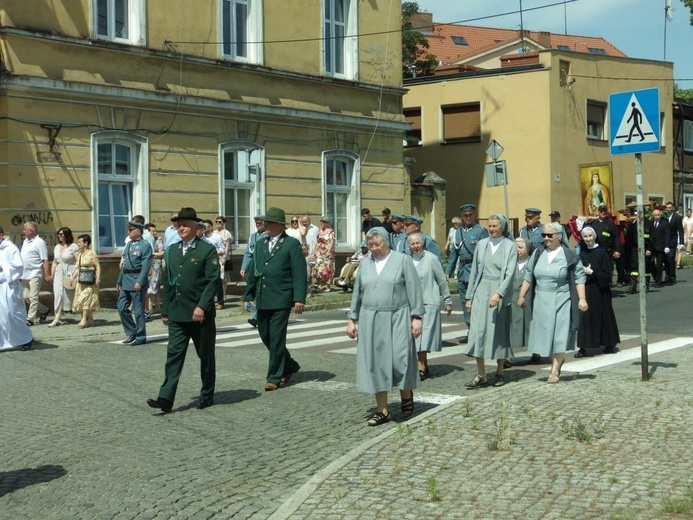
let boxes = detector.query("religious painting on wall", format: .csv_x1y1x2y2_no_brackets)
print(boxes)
580,162,613,216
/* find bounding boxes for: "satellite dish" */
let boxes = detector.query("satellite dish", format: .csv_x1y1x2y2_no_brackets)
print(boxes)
665,0,674,22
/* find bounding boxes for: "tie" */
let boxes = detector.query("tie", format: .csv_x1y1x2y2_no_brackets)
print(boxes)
269,237,277,251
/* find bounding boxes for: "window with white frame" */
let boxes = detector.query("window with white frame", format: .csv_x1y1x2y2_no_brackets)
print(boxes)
323,0,358,80
684,120,693,152
91,132,149,252
93,0,145,45
220,143,264,244
586,100,607,140
220,0,263,63
323,151,359,247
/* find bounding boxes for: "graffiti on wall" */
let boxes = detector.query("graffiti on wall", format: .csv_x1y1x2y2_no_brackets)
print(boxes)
4,211,57,247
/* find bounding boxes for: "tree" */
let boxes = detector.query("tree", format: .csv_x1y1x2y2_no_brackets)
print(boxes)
402,2,438,79
682,0,693,25
675,83,693,103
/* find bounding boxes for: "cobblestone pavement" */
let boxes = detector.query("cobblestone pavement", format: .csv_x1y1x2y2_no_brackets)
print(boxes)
1,283,692,519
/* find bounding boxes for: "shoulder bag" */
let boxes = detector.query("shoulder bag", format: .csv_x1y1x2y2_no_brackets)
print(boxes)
78,254,97,285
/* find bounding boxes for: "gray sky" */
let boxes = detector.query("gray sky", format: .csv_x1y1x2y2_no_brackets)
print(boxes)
414,0,693,87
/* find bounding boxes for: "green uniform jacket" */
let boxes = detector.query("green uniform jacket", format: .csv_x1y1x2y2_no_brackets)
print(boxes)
162,238,219,321
244,233,307,309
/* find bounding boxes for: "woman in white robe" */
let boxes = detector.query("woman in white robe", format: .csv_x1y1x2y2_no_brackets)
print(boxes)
347,227,424,427
0,229,34,350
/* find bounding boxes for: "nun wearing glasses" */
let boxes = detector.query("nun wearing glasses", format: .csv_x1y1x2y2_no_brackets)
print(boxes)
518,223,588,384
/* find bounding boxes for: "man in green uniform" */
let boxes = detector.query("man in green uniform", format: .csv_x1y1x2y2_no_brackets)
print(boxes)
147,207,219,413
244,207,307,391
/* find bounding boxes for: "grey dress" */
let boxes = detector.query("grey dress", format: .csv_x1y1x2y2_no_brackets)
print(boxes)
525,248,586,355
464,237,517,360
348,251,424,394
510,260,533,348
410,251,453,353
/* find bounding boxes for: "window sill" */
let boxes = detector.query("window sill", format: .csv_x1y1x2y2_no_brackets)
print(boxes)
442,137,481,145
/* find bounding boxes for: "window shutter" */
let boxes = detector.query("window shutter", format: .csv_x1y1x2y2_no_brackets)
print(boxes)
443,104,480,141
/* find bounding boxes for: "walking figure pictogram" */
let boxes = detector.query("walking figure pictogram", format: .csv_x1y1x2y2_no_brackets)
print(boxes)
626,102,645,143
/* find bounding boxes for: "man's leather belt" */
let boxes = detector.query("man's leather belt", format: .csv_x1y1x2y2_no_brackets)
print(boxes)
123,269,141,274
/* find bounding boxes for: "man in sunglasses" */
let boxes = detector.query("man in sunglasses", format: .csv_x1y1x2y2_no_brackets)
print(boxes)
520,208,544,249
445,204,488,343
402,215,441,260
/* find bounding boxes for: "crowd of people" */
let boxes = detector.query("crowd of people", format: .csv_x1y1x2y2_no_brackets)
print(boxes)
3,199,690,428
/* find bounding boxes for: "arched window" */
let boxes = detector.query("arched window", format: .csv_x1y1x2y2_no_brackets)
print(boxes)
91,132,149,252
219,142,264,244
322,150,359,248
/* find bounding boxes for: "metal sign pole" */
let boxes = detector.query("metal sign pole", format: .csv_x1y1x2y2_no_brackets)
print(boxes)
635,152,649,381
501,163,510,220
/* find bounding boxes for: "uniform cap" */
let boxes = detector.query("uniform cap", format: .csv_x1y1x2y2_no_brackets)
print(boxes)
524,207,542,215
459,204,476,212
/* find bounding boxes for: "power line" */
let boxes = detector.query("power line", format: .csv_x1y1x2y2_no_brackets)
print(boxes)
166,0,579,46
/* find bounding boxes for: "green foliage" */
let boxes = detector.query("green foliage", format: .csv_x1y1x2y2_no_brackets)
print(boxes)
681,0,693,25
402,2,438,78
674,83,693,103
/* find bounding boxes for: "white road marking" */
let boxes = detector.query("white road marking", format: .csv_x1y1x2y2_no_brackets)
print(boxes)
292,381,464,405
544,337,693,372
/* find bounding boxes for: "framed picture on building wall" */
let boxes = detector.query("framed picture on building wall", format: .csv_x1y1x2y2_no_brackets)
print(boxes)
579,162,613,216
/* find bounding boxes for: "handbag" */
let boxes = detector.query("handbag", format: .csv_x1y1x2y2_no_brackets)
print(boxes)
63,275,76,291
78,255,96,285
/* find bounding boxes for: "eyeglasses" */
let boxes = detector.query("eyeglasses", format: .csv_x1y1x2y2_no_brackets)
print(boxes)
541,233,556,238
215,220,223,223
57,233,64,236
525,215,538,220
291,220,299,223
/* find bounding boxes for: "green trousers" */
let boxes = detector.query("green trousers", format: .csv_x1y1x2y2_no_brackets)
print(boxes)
159,320,216,404
257,308,300,384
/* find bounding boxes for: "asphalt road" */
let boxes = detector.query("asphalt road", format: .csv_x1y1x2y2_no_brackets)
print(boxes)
0,268,690,518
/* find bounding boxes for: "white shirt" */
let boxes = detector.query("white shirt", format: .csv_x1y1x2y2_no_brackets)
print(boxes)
20,235,48,280
204,233,225,255
305,224,319,254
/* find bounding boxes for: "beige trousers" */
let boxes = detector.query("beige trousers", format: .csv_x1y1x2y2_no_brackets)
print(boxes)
22,278,49,322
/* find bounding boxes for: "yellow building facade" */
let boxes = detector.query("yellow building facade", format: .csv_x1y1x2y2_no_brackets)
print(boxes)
1,0,408,260
403,50,674,238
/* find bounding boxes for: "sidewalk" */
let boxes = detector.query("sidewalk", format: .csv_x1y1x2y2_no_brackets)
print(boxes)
275,345,693,520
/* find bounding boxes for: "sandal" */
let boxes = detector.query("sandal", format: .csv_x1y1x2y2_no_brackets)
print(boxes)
547,373,560,384
419,370,427,381
401,393,414,418
503,359,512,369
493,374,505,387
465,374,488,388
367,412,390,426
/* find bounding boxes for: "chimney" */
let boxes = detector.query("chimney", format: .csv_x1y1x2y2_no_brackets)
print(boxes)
537,31,551,48
411,11,433,34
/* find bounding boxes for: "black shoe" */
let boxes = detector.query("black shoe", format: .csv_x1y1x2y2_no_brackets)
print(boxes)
196,399,213,409
26,320,34,327
527,354,542,365
458,335,469,344
493,374,506,387
147,398,173,413
248,318,258,328
419,369,427,381
145,313,152,322
574,348,588,358
653,283,662,288
131,338,147,346
39,312,49,324
122,335,137,344
20,339,34,351
603,347,617,354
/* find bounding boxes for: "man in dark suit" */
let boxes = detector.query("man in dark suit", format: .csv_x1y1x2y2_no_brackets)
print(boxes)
147,207,219,413
117,220,153,345
649,207,670,288
664,201,684,284
244,207,307,391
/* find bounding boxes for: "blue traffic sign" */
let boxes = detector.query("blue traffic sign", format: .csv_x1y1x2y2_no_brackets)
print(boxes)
609,88,660,155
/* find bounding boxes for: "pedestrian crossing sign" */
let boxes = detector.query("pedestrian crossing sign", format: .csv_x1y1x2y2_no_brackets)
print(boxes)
609,88,660,155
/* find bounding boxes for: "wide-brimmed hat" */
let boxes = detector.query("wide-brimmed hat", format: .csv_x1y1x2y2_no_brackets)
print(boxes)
171,207,202,222
260,207,287,225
